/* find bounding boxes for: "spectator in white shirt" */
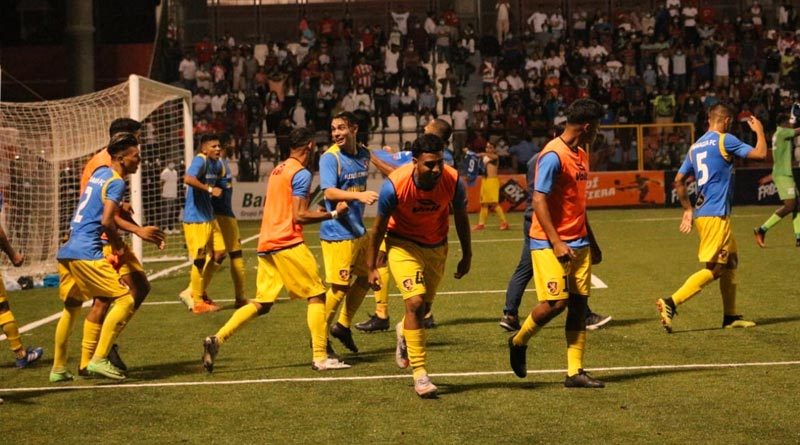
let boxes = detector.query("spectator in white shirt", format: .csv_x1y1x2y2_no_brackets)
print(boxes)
714,47,730,88
506,69,525,91
496,1,512,43
549,10,565,41
159,162,179,234
178,54,198,91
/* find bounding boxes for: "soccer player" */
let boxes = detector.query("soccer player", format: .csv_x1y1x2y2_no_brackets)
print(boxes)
0,192,43,369
211,134,247,308
69,118,164,376
51,133,143,381
180,133,226,314
500,153,612,332
754,114,800,247
507,98,605,388
471,140,509,231
657,104,766,333
202,127,351,372
357,118,454,333
318,112,378,355
367,133,472,398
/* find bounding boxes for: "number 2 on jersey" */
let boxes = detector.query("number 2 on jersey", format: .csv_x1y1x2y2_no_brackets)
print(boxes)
73,186,93,223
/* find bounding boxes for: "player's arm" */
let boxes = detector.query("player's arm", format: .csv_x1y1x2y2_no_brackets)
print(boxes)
532,153,573,260
184,156,222,197
101,193,125,251
367,180,397,290
673,171,694,234
0,219,24,267
744,116,767,160
370,149,399,176
292,169,348,225
320,153,378,204
452,178,472,279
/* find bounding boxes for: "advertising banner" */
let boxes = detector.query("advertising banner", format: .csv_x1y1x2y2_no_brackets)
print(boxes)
663,168,796,208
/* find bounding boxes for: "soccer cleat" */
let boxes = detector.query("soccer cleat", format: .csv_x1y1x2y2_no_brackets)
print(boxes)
796,238,800,248
178,288,194,310
499,314,521,332
656,298,676,333
192,300,221,314
471,223,485,231
499,221,510,231
202,336,219,373
586,312,613,331
564,369,605,388
15,346,43,368
414,374,438,398
355,314,390,333
86,358,126,380
330,322,359,353
395,322,410,369
753,227,766,248
508,335,528,378
78,367,92,378
422,313,436,329
311,357,351,371
49,369,75,383
722,315,756,329
108,343,127,372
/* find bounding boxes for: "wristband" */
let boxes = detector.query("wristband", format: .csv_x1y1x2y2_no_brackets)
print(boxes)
207,185,213,194
330,210,338,220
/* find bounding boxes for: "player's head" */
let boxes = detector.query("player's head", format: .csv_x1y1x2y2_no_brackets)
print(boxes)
708,103,736,132
486,140,496,153
565,98,604,146
331,111,358,150
107,132,141,175
109,118,142,139
424,118,452,144
199,133,221,161
218,132,233,158
777,113,791,127
411,134,445,189
289,126,316,167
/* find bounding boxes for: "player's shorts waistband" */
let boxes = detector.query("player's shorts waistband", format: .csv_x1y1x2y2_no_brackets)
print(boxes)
386,232,447,248
257,241,304,256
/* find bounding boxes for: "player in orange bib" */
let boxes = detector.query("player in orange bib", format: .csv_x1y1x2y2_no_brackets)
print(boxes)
507,98,606,388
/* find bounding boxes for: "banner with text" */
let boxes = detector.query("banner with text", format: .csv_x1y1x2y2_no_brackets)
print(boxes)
663,168,797,208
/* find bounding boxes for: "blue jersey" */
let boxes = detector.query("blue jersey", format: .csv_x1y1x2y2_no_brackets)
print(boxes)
212,158,235,217
319,144,371,240
58,167,125,260
184,154,224,223
678,131,753,217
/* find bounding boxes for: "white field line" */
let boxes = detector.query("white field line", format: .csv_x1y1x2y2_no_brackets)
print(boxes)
3,360,799,394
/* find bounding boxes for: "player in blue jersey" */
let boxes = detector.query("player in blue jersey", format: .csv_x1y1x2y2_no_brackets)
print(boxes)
180,133,226,314
356,118,452,333
657,104,766,333
210,134,247,308
51,133,142,381
319,112,378,355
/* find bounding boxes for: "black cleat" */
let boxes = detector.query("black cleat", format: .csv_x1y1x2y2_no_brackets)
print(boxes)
202,336,219,373
499,314,521,332
564,369,605,388
585,312,613,331
754,227,766,248
330,322,359,353
508,335,528,378
108,343,127,372
355,314,390,333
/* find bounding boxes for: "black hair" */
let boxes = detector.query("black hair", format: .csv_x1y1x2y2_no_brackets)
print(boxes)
108,118,142,137
411,134,445,158
566,98,604,124
709,102,737,120
199,132,220,147
107,132,139,157
777,113,791,126
290,127,316,149
332,111,358,128
427,118,452,143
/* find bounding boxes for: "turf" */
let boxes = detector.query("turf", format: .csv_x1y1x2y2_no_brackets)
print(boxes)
2,207,800,444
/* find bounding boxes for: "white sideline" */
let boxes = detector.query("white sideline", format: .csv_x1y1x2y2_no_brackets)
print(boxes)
3,360,799,394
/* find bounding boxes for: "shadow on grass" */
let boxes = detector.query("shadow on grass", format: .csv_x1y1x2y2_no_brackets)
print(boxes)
436,380,545,395
754,315,800,326
601,317,652,328
434,317,500,327
131,359,218,379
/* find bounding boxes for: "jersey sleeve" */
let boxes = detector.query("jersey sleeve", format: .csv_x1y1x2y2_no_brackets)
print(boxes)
377,180,398,217
103,178,126,204
533,151,561,194
187,155,206,178
291,169,313,198
319,152,339,190
777,127,796,142
723,133,754,159
451,177,467,210
678,154,694,176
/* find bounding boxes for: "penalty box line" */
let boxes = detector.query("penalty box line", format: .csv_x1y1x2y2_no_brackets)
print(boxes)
3,360,800,394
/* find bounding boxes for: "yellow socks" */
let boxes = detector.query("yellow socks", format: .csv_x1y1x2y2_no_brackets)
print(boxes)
374,267,390,319
404,328,427,380
512,315,541,346
0,310,23,355
672,268,715,306
495,205,507,223
201,257,222,295
190,260,205,304
324,287,347,326
80,320,102,369
307,302,327,362
566,330,587,377
479,206,489,225
93,295,135,361
216,303,259,345
52,306,80,372
719,268,737,316
230,255,246,299
338,283,369,328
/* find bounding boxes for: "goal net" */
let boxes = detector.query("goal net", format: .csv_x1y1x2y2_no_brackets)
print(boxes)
0,75,193,278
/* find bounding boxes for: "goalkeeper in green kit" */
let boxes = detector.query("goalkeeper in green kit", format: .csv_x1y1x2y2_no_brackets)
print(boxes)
754,114,800,247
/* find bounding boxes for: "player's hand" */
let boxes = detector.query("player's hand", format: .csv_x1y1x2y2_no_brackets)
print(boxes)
10,253,24,267
334,201,349,217
138,226,166,247
359,191,379,205
105,252,121,271
368,268,382,291
454,255,471,279
553,241,575,263
746,115,764,133
382,145,393,152
679,209,693,234
211,187,223,198
590,244,602,265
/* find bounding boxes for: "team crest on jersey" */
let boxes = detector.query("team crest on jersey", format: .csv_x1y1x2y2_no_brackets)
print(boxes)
339,269,350,281
402,278,414,291
546,280,560,296
717,249,728,261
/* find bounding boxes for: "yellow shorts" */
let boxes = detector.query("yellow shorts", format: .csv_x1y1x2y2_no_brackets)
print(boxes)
254,244,327,303
183,220,222,260
102,243,144,277
321,236,369,285
695,216,737,265
386,236,447,302
58,259,130,302
531,246,591,301
214,215,242,252
480,177,501,204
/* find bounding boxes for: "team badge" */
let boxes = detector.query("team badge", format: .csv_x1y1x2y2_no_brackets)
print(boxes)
339,269,350,281
546,280,559,296
402,278,414,291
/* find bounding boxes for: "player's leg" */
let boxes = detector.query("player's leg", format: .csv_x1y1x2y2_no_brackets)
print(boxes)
793,198,800,246
79,297,108,373
200,219,226,303
356,243,391,332
501,231,532,331
218,216,247,307
334,236,371,350
563,248,603,387
0,276,43,368
492,203,509,230
476,204,489,229
183,222,210,309
719,248,755,329
50,262,85,382
755,177,796,246
321,239,360,352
